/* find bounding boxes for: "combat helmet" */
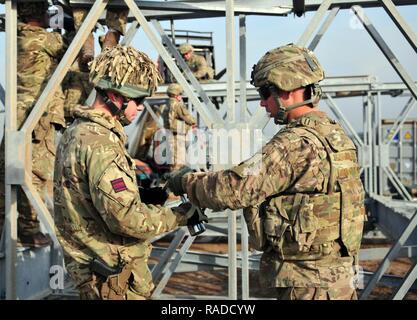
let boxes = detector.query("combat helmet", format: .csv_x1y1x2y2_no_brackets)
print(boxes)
251,43,325,124
167,83,183,96
89,45,162,125
17,0,49,21
179,43,194,55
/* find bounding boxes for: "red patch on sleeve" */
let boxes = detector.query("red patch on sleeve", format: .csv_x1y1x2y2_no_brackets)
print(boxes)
111,178,127,193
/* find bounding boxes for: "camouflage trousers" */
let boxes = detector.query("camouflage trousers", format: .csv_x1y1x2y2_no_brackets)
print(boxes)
260,246,359,300
0,124,56,236
275,287,357,300
72,7,128,35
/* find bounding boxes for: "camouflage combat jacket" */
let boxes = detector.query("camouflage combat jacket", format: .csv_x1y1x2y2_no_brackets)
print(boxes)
182,111,365,289
162,98,196,135
17,22,66,132
186,54,214,80
54,106,184,297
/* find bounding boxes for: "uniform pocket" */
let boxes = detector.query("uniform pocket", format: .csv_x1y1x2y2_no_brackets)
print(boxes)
292,194,318,252
339,179,365,256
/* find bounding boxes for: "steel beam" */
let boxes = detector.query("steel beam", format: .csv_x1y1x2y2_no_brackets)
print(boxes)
371,196,417,244
21,0,107,135
308,6,340,51
352,6,417,103
239,15,248,123
240,212,249,299
0,83,5,107
392,260,417,300
385,97,416,145
151,228,186,282
69,0,291,15
68,0,416,13
151,247,260,270
125,1,219,127
381,0,417,53
384,166,412,201
297,0,333,47
152,235,195,298
143,101,164,129
5,0,18,300
226,0,236,124
151,20,222,124
361,208,417,299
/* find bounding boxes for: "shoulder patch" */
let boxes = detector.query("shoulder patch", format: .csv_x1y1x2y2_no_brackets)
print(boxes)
111,177,127,193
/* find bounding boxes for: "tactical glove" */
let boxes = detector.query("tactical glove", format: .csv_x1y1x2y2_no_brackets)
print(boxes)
172,202,208,235
167,166,194,195
172,202,195,220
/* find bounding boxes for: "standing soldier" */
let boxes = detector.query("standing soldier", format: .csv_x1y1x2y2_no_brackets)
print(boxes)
54,46,195,300
62,5,129,122
178,43,214,81
168,44,366,300
71,6,129,71
0,0,66,247
162,83,197,171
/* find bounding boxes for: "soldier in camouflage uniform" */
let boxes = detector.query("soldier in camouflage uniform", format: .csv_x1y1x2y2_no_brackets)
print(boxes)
178,43,214,81
0,0,66,247
71,6,129,71
161,83,197,171
54,45,196,300
62,5,129,122
168,44,366,300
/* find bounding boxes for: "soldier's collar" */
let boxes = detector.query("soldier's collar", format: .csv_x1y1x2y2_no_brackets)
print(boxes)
73,106,126,138
287,111,330,128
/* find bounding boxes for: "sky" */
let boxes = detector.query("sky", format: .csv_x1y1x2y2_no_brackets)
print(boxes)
1,2,417,139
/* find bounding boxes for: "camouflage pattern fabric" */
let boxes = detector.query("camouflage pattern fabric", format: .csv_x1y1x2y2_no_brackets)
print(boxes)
61,28,93,122
275,284,357,300
167,83,183,96
251,43,324,92
72,7,129,35
63,5,128,121
186,54,214,81
181,111,365,300
162,98,196,135
62,63,92,122
54,106,186,299
161,98,196,171
133,106,163,162
0,22,66,236
179,43,193,55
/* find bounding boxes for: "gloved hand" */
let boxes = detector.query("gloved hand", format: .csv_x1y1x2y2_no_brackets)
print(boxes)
172,202,208,234
167,166,194,196
172,202,195,220
187,207,208,226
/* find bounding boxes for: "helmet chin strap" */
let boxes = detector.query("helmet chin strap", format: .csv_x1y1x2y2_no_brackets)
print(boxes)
272,84,322,125
96,88,132,126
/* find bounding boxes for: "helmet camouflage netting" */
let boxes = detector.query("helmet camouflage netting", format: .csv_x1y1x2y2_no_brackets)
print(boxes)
89,45,163,98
